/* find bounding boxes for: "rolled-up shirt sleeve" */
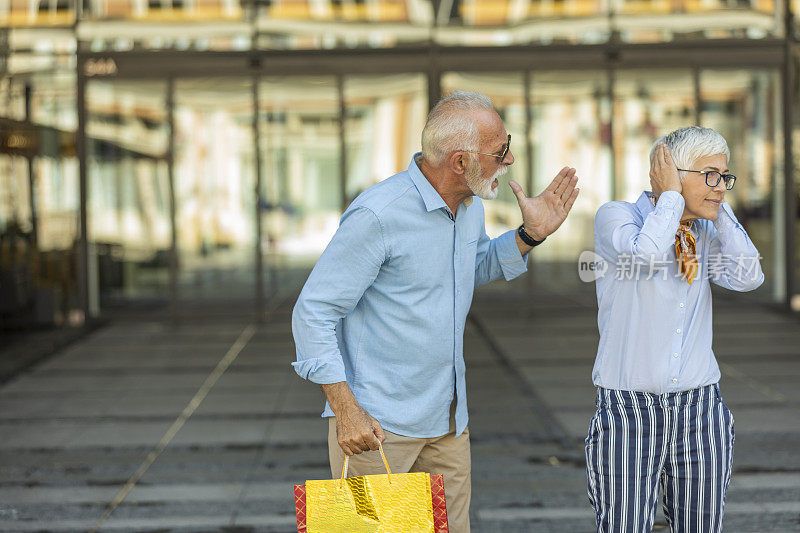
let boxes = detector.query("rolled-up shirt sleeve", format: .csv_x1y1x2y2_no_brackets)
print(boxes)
474,228,528,287
291,206,388,384
707,202,764,291
595,191,684,267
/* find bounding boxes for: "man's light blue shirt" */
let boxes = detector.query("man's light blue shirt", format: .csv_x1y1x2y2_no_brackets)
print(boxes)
292,153,528,438
592,190,764,394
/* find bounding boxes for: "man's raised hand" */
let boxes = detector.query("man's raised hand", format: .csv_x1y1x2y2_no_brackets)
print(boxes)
509,166,579,242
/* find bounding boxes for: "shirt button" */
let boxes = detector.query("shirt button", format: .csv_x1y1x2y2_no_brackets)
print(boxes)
676,328,681,334
673,353,679,358
672,378,678,383
679,302,685,308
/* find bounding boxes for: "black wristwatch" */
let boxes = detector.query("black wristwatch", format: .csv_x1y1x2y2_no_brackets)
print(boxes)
517,225,545,247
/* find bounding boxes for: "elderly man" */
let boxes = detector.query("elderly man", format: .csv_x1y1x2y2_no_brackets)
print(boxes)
586,126,764,533
292,90,579,531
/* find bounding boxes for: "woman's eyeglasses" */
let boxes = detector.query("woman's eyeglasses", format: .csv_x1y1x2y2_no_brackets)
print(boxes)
676,169,737,190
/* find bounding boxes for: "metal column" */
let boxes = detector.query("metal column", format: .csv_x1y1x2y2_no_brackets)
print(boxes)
253,74,265,322
76,57,89,323
693,67,702,126
166,77,179,323
24,84,38,249
524,70,534,293
782,0,797,309
338,73,348,213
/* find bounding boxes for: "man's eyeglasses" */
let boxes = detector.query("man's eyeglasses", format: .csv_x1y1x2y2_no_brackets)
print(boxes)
462,134,511,162
677,169,737,190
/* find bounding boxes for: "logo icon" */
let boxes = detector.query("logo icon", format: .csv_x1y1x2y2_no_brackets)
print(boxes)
578,251,608,282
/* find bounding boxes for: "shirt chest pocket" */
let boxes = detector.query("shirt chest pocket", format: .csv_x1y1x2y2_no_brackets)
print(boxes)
461,237,479,266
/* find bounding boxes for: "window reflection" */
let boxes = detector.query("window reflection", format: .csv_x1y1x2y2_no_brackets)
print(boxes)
699,69,782,298
441,72,528,240
344,75,427,203
1,73,81,325
530,71,612,263
86,80,170,300
614,70,696,201
258,76,341,264
174,77,255,298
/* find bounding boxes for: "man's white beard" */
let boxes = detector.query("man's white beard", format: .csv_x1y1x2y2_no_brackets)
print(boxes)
466,160,507,200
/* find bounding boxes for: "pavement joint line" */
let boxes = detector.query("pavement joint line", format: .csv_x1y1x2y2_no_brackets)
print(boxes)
468,313,572,450
229,342,295,525
89,323,257,532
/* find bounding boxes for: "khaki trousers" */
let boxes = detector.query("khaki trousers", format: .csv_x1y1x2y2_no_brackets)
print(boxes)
327,415,472,533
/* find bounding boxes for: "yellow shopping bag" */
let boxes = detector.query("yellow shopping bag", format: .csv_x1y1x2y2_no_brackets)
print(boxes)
293,443,449,533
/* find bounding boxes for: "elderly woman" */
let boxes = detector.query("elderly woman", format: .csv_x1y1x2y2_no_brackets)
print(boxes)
586,126,764,533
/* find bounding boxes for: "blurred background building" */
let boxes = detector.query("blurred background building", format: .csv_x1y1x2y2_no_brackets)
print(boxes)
1,0,799,332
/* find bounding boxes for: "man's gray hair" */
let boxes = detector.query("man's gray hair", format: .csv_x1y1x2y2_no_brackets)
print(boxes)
650,126,731,174
421,90,495,164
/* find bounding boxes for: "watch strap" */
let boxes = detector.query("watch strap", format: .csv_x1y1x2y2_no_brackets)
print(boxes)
518,225,545,247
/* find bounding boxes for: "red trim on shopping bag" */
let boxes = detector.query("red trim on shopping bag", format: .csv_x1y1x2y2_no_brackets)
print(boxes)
294,484,307,532
430,474,449,533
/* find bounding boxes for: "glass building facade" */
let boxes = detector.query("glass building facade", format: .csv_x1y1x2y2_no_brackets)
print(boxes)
1,0,799,327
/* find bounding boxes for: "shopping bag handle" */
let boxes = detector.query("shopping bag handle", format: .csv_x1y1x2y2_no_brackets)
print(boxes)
340,442,393,486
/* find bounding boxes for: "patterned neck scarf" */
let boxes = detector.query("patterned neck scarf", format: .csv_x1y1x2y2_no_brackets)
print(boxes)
674,224,698,284
650,193,697,284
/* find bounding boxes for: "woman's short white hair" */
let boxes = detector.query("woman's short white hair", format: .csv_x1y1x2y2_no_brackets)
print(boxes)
650,126,731,174
421,90,495,165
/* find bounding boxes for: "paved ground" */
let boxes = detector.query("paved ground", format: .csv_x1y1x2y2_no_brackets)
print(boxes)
0,270,799,532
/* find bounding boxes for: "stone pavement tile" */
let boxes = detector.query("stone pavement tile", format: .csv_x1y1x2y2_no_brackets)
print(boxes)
264,418,327,446
1,372,209,394
731,472,800,490
60,420,174,449
722,360,800,378
518,366,591,385
136,448,262,487
718,376,781,404
725,406,800,434
733,433,800,471
213,370,299,390
464,392,531,410
468,408,548,435
168,419,273,447
0,486,118,505
0,396,64,419
0,393,191,420
721,510,800,533
102,500,240,524
532,384,598,410
36,347,234,371
551,409,597,440
0,421,87,450
767,379,800,401
493,337,599,359
0,448,150,486
192,389,285,416
713,342,800,356
474,516,596,533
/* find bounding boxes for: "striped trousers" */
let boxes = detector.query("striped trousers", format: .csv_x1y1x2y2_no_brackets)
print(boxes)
584,384,735,533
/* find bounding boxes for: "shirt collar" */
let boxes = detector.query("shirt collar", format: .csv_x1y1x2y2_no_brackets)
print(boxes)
409,153,473,212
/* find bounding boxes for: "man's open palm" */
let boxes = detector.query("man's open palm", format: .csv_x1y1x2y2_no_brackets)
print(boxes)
509,167,579,241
